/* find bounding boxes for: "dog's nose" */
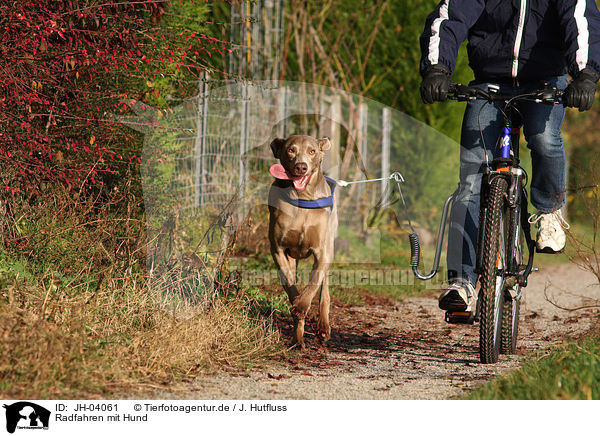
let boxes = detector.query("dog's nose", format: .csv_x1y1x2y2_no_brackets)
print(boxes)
294,162,308,176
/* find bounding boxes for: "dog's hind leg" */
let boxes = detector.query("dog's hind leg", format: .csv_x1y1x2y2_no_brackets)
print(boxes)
292,315,305,349
317,233,334,343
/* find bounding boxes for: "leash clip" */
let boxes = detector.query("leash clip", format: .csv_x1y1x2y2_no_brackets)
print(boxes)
389,172,404,183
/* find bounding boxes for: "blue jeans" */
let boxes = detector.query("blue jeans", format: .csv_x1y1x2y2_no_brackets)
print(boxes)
447,75,568,286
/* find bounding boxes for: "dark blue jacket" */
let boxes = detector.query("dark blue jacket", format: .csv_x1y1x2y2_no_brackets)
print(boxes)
420,0,600,82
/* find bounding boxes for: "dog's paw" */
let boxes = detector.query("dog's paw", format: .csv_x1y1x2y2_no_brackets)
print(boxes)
290,300,309,319
291,341,307,351
317,327,331,344
290,332,306,350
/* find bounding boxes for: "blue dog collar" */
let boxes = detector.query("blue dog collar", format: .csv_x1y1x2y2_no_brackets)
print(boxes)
283,176,336,210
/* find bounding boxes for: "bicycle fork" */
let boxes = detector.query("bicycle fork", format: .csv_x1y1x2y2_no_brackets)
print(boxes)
475,166,536,292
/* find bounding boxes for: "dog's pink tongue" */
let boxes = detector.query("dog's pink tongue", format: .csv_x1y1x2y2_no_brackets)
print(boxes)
269,164,292,180
269,164,311,191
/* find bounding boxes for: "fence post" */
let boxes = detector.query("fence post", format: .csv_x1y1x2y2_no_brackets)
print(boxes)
251,0,261,77
330,94,341,180
278,86,287,138
358,101,368,197
381,107,391,204
320,94,341,179
239,82,248,199
194,73,209,209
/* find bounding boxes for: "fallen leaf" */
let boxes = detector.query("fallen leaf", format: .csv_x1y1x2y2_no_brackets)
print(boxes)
267,373,290,380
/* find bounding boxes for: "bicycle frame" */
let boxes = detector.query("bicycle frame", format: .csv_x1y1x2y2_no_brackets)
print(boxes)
474,101,536,289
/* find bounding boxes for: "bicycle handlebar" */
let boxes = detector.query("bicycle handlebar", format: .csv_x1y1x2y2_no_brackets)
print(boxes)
447,82,565,106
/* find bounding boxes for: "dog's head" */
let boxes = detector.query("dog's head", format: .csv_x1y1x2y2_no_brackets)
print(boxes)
270,135,331,191
270,135,331,176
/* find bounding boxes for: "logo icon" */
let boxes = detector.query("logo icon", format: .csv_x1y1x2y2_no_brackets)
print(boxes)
3,402,50,434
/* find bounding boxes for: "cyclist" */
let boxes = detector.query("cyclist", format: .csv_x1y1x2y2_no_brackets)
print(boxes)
419,1,600,314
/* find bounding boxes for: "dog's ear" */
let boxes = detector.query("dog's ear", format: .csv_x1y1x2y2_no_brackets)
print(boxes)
318,137,331,151
270,137,287,159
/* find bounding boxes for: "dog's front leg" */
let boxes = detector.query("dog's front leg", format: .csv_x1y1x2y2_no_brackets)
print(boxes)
271,248,299,304
271,248,305,348
291,251,327,325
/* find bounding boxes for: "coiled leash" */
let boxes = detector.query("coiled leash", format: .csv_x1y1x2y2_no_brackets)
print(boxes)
337,172,457,281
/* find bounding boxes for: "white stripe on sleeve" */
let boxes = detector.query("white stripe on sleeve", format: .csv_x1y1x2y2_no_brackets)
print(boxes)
574,0,590,71
428,0,450,65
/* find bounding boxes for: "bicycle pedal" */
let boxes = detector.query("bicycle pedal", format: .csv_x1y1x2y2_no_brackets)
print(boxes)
445,311,476,325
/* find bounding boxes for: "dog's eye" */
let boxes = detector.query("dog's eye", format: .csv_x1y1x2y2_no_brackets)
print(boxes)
309,149,316,155
288,148,295,155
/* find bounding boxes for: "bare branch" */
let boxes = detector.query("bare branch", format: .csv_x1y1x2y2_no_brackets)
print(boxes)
543,283,600,312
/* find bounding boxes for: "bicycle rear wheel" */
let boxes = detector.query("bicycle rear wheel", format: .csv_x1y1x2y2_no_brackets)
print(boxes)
479,177,508,364
501,290,520,354
501,207,523,354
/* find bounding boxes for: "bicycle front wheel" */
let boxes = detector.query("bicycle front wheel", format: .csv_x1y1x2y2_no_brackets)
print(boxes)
479,177,508,364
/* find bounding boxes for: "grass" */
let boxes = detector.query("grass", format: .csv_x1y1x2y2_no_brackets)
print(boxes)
467,334,600,400
0,254,284,399
0,188,286,399
242,285,290,316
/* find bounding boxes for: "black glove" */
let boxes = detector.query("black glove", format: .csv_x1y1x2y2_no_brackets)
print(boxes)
564,68,599,111
420,64,451,104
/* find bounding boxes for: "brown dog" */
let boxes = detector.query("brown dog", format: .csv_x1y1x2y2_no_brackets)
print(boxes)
268,135,338,349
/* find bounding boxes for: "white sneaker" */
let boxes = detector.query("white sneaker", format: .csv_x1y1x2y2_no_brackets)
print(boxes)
528,209,570,253
438,280,477,312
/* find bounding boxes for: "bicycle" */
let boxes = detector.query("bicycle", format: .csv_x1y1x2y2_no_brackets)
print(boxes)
409,82,564,364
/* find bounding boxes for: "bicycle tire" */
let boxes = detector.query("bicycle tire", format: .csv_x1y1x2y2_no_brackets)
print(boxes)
501,293,520,354
479,176,508,364
500,207,523,354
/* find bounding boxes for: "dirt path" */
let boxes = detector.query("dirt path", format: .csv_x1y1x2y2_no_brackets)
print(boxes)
148,263,600,400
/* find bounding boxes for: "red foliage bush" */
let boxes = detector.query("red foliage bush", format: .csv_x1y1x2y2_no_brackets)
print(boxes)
0,0,228,196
